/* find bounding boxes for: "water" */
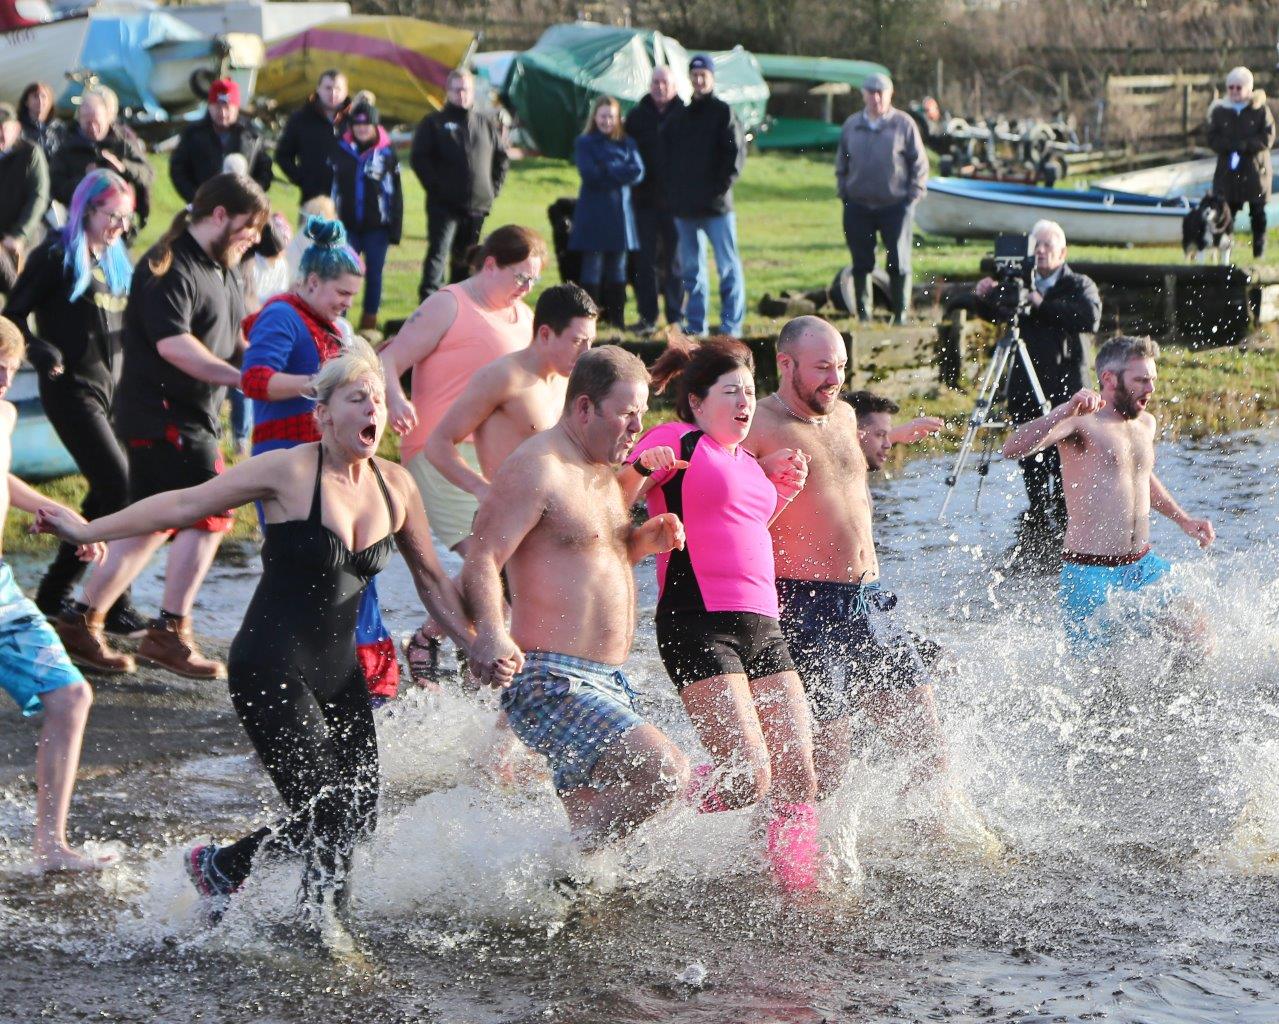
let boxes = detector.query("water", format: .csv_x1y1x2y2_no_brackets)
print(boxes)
3,431,1279,1022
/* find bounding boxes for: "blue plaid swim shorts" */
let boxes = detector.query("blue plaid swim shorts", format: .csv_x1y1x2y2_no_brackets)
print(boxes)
500,650,646,793
0,561,85,716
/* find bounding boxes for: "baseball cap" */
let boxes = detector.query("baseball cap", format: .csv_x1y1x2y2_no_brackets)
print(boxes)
208,79,241,106
862,72,892,93
689,54,716,74
349,101,380,126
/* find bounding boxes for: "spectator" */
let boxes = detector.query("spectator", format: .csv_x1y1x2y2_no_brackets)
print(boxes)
169,78,273,203
971,219,1101,535
567,96,643,330
1207,66,1275,259
49,85,152,231
331,100,402,334
276,68,349,202
411,69,508,302
55,173,269,679
835,72,928,325
0,102,50,293
6,170,143,633
661,54,746,337
18,82,62,157
625,66,685,333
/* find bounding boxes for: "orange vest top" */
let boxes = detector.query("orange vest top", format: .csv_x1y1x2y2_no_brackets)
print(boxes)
400,283,533,462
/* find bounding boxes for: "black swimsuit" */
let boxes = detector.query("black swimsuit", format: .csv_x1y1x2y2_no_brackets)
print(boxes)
212,445,396,895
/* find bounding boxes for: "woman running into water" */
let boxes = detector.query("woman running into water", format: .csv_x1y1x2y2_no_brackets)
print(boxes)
620,335,822,891
242,215,400,705
38,341,506,943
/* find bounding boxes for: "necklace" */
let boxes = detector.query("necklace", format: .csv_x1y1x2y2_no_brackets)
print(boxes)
771,392,828,427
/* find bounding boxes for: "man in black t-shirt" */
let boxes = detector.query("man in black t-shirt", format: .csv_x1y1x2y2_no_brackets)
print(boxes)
56,173,270,681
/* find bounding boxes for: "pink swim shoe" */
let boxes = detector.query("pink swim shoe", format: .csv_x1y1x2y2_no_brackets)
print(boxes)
766,802,821,893
685,762,732,814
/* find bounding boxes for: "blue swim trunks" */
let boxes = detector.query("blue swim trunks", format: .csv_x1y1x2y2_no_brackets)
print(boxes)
0,561,85,715
500,651,646,794
1059,546,1173,649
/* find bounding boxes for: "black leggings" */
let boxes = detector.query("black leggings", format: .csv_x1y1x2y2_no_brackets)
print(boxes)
213,664,380,894
35,381,130,611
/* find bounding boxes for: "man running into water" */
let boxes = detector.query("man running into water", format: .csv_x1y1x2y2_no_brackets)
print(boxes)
1002,335,1215,653
747,317,991,848
463,347,690,847
0,318,115,872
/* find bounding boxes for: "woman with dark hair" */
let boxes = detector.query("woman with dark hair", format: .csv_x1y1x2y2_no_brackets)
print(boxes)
38,340,509,948
567,95,644,330
18,82,61,155
242,215,400,705
620,333,823,892
6,169,145,632
380,224,547,683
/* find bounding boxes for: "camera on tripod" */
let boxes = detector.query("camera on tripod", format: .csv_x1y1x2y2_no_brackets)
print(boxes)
988,233,1036,321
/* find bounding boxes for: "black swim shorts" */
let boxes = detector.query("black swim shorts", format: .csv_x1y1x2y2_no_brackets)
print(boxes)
776,577,941,723
655,610,795,691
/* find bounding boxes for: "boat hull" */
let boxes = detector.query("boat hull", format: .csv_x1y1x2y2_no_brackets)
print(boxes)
10,369,76,483
0,17,90,103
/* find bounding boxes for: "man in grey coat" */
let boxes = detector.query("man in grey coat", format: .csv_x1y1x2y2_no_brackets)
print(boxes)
835,73,928,324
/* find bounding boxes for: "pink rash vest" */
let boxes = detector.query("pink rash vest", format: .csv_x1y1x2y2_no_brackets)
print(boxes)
629,420,783,618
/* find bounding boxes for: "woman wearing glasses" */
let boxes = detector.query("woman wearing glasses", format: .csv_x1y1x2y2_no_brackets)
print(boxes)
379,224,547,684
6,170,147,633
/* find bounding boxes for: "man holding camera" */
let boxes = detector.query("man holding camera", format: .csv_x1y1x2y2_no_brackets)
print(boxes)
972,219,1101,538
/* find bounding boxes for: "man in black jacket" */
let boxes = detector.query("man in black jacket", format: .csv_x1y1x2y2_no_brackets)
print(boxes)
661,54,747,337
0,103,49,293
275,68,349,202
169,79,273,202
410,69,508,301
1207,66,1275,259
624,66,685,332
972,220,1101,530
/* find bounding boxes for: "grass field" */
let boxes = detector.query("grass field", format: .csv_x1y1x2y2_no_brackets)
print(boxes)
7,149,1279,555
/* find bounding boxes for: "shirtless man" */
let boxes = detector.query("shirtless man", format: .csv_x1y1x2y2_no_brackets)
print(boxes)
463,347,690,846
746,316,950,800
0,319,115,872
1002,334,1215,652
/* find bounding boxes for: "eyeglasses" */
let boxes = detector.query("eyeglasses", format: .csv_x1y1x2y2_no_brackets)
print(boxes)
98,210,132,228
513,271,539,288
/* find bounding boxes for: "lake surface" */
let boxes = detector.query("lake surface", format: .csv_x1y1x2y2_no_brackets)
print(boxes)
2,431,1278,1023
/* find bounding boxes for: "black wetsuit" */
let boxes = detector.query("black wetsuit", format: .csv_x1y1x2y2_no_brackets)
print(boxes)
211,446,395,895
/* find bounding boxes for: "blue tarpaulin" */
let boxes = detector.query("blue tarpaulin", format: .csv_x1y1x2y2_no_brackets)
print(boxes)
58,13,206,118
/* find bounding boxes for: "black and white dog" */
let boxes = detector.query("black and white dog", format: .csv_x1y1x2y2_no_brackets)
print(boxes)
1182,192,1234,264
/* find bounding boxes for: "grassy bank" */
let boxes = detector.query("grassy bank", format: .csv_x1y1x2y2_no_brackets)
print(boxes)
7,150,1278,554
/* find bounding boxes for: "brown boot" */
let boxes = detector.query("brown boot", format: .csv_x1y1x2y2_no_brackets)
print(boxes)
55,607,136,674
137,615,226,680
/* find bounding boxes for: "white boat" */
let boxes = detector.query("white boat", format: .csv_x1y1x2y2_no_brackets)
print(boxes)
916,177,1192,246
0,0,91,102
1093,157,1217,198
101,0,350,44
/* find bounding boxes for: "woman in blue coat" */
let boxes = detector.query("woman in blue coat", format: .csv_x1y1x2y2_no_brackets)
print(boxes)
568,96,644,329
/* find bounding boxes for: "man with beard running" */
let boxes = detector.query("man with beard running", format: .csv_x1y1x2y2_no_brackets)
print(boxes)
1003,335,1215,654
56,173,269,679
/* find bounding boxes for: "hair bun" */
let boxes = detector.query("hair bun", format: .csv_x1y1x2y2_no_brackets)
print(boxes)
303,215,347,248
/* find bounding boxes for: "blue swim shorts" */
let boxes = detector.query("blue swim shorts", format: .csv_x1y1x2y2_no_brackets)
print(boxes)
1059,546,1173,649
500,650,646,794
777,577,942,723
0,561,85,716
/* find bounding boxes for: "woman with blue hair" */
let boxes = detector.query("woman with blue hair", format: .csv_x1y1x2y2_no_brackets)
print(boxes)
242,215,401,704
7,169,146,633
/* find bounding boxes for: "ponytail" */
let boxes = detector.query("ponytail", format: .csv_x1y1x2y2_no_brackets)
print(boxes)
649,332,755,423
466,224,548,275
148,172,270,275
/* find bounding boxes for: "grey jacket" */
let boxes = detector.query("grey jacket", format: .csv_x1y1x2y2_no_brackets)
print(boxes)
835,107,928,208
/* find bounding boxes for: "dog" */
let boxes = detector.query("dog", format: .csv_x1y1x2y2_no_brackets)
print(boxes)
1182,192,1234,265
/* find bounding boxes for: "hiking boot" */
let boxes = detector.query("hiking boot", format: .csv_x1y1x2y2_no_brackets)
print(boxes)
55,606,136,674
103,600,149,639
137,615,226,679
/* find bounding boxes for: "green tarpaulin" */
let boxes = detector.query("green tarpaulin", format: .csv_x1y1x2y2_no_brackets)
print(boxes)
755,116,843,151
501,22,769,160
754,53,890,87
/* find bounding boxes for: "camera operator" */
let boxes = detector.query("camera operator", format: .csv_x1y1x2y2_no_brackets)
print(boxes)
971,219,1101,534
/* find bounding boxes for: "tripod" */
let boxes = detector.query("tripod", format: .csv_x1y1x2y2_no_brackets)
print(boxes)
939,311,1050,520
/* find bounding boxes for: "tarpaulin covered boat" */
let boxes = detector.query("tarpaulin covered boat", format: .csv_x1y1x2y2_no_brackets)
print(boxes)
501,22,768,160
258,15,474,125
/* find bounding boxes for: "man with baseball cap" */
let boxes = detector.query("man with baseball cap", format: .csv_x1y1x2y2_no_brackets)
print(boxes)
835,72,928,325
0,102,49,294
660,53,747,337
170,79,273,202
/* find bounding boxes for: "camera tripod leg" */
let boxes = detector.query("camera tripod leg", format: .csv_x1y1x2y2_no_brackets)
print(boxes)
940,337,1015,519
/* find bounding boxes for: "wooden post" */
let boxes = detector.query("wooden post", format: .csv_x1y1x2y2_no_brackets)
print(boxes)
844,330,859,388
1162,273,1179,342
936,309,966,389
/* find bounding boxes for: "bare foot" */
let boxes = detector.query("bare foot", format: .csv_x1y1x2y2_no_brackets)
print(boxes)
34,845,121,874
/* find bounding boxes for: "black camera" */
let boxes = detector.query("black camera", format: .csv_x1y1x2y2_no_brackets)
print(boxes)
988,233,1035,321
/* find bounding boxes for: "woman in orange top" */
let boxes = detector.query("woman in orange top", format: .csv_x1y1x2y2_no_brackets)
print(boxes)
380,224,547,681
